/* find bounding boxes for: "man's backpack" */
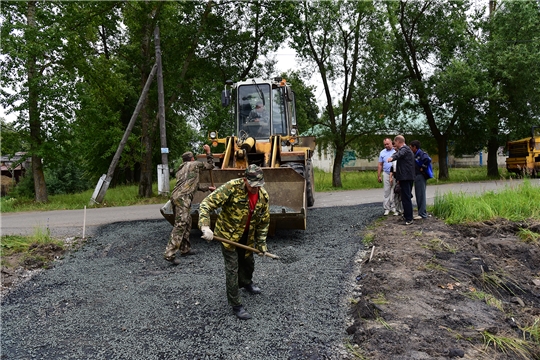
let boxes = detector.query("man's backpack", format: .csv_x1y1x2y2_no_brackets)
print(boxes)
424,162,434,179
416,156,434,180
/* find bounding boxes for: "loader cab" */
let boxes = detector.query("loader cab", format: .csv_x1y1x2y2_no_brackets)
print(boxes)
230,78,296,141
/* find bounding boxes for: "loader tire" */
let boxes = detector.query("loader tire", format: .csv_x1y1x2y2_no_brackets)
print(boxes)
306,160,315,207
280,162,315,207
280,162,305,177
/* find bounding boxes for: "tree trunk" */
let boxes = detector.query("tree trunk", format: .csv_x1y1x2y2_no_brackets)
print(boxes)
332,146,345,188
487,127,500,178
436,136,449,180
27,1,48,203
486,2,500,179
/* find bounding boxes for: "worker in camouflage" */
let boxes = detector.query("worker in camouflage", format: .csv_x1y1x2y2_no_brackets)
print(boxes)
198,164,270,320
164,144,215,265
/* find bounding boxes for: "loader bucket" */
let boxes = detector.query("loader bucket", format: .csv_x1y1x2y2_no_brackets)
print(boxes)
190,166,307,234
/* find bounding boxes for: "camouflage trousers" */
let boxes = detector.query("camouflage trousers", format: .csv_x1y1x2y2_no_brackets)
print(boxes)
221,231,254,306
164,197,192,260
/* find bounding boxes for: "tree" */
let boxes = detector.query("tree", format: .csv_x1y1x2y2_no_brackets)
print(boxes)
386,0,476,180
1,1,80,202
482,0,540,177
281,71,319,134
285,0,385,187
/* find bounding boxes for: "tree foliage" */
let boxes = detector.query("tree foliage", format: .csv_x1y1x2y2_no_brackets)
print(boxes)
285,0,388,187
2,0,538,198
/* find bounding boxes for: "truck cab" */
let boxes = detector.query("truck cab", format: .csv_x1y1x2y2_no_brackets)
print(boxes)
506,126,540,177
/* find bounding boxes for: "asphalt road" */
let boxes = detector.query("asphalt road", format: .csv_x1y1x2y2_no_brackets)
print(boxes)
1,178,536,238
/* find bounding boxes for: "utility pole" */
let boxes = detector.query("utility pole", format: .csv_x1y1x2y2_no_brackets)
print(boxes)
154,25,170,196
90,63,158,205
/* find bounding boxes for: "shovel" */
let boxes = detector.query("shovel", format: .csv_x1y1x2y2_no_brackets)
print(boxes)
213,235,280,259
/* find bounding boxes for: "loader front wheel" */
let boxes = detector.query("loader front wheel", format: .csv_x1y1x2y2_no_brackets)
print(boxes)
280,162,315,207
280,162,305,177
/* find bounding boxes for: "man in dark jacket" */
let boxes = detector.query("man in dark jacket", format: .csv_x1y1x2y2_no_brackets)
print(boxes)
387,135,415,224
410,140,431,220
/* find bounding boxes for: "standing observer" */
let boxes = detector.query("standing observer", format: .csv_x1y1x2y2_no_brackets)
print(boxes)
410,140,431,220
387,135,416,225
163,144,215,265
198,164,270,320
377,138,397,216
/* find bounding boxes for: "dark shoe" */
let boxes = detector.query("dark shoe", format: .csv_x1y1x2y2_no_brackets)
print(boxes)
164,256,181,265
180,249,197,256
405,220,414,225
243,283,261,294
232,305,251,320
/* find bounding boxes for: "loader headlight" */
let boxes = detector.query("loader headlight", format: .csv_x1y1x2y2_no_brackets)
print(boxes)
290,128,297,136
209,131,217,139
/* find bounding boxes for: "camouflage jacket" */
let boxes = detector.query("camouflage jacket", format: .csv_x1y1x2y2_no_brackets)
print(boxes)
198,178,270,253
171,153,214,206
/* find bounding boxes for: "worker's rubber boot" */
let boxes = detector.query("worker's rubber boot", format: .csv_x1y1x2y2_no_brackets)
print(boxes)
164,256,181,265
180,249,197,256
232,305,251,320
243,283,261,294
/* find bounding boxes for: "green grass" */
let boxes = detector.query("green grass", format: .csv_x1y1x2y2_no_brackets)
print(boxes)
517,228,540,244
420,238,458,254
344,340,367,359
482,330,535,359
0,182,169,213
465,290,504,312
371,293,389,305
520,318,539,344
362,232,375,247
422,257,447,272
0,227,64,268
432,180,540,224
1,227,62,254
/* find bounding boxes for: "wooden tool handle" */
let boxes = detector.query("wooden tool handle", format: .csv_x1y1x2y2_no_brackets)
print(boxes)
213,235,279,259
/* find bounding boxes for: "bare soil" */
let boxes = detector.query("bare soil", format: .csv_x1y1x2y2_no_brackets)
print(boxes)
1,242,67,293
348,215,540,359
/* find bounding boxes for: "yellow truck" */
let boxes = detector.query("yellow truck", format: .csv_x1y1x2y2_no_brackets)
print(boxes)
506,126,540,177
162,77,316,234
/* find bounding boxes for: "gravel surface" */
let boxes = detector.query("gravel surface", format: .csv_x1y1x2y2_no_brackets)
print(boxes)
1,204,379,360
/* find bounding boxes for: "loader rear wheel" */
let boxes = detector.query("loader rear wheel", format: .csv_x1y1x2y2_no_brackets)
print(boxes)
306,160,315,207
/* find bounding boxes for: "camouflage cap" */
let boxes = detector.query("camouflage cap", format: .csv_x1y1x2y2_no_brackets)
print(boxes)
182,151,194,162
244,164,265,187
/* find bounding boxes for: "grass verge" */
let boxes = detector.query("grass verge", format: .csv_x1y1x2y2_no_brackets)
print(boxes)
431,180,540,224
0,227,64,269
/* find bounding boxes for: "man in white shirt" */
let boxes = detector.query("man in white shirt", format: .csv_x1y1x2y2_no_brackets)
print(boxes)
377,138,397,216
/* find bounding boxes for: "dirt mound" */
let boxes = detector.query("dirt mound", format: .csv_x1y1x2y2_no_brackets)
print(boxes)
349,216,540,360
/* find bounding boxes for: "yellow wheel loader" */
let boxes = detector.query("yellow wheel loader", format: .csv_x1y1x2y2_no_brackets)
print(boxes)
162,77,316,234
505,126,540,177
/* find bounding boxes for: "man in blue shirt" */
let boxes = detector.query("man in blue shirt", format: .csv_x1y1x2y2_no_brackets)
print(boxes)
377,138,396,216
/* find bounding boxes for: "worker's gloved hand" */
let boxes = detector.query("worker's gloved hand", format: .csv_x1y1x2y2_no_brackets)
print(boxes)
257,251,266,257
201,226,213,241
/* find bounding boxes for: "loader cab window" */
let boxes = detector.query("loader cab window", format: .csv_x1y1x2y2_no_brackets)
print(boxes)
272,87,287,135
237,84,271,139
